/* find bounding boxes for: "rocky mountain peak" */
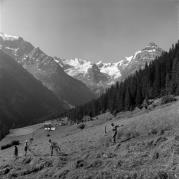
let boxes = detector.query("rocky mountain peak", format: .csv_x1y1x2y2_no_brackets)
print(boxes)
0,32,20,41
142,42,163,53
147,42,158,48
57,42,164,94
28,47,44,58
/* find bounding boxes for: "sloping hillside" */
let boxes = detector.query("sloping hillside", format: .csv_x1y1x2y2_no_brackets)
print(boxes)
0,99,179,178
0,50,64,140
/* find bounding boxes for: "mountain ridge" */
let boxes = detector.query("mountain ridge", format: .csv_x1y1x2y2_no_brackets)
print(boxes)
0,33,95,107
0,33,164,95
56,42,163,94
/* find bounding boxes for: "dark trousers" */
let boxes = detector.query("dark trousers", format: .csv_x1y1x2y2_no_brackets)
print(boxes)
113,132,117,143
50,147,53,156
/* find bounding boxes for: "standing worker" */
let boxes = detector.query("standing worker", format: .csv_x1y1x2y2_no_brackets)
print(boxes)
14,145,18,160
105,125,107,134
49,139,61,156
111,123,120,144
49,139,54,156
24,140,28,156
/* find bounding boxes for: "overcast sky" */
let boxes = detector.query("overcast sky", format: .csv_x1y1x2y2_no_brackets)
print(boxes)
0,0,178,62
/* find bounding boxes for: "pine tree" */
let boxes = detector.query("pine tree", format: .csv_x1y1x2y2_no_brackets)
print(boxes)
124,88,131,110
135,85,142,107
153,62,161,97
165,73,171,95
171,57,178,94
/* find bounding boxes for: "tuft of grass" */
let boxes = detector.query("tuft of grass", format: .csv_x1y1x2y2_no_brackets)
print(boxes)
161,95,176,105
77,123,86,130
148,128,158,136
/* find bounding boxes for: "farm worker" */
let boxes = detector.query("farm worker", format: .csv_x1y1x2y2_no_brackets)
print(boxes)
14,145,18,159
49,139,54,156
53,142,61,154
24,140,28,156
49,139,61,156
111,123,120,143
105,125,107,134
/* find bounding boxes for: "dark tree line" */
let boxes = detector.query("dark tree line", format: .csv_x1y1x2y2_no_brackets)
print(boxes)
62,41,179,122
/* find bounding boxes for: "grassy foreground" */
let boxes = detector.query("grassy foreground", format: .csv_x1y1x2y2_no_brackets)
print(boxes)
0,99,179,178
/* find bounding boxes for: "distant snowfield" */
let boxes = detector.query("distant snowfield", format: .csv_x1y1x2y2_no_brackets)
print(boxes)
0,32,19,41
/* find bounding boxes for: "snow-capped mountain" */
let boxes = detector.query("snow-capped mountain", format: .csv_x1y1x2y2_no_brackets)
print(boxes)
0,32,163,96
55,42,163,94
0,33,95,107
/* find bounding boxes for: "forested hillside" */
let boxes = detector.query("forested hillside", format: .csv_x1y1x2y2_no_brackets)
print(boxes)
63,41,179,122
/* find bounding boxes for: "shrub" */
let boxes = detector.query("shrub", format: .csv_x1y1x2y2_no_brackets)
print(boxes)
153,151,159,159
77,123,86,130
1,140,20,150
1,143,12,150
161,95,176,105
157,171,168,179
11,140,20,146
76,160,86,168
149,128,158,135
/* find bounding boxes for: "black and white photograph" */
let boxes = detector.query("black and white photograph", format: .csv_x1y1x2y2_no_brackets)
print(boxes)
0,0,179,178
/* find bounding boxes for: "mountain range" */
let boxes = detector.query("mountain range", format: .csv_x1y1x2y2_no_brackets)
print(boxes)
56,42,163,94
0,33,164,97
0,33,95,108
0,32,164,100
0,32,165,139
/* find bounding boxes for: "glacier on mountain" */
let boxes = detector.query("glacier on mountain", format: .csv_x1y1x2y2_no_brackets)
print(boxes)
56,42,163,94
0,32,164,95
0,32,19,41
